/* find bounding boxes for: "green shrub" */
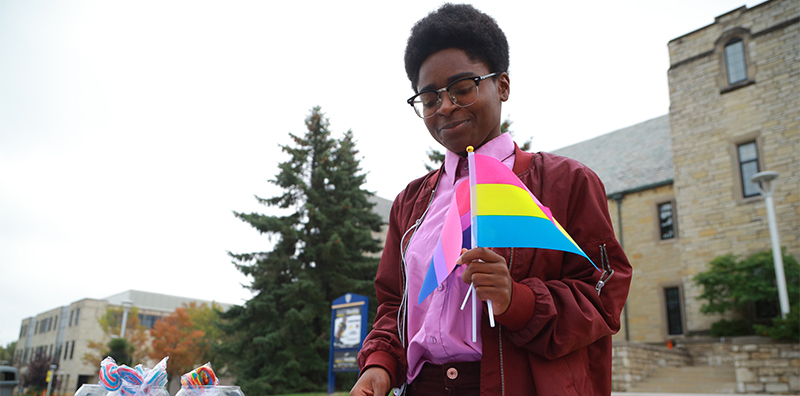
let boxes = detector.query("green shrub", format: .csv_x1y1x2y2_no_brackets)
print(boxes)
753,303,800,341
695,249,799,339
710,318,753,337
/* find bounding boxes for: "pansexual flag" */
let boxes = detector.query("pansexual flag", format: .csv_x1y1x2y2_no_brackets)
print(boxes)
468,152,596,269
418,181,471,304
417,151,598,305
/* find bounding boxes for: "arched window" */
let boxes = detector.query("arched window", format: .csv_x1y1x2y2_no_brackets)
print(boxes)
716,28,754,93
725,38,747,84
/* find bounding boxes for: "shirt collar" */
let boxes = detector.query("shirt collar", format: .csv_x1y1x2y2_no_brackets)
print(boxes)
443,133,515,183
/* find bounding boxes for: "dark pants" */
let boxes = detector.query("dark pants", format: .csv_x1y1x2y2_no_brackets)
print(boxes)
408,362,480,396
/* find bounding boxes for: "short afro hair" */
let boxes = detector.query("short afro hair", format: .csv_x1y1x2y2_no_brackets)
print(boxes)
404,3,509,91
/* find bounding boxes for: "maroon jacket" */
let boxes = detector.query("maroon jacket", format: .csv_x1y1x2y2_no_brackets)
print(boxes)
358,146,632,395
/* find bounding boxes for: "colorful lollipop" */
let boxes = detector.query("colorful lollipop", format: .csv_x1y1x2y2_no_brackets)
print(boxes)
99,357,122,391
98,356,170,396
116,365,143,386
180,363,218,389
144,357,169,387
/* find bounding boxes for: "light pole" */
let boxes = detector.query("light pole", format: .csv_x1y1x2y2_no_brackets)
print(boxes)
750,171,789,319
120,300,134,338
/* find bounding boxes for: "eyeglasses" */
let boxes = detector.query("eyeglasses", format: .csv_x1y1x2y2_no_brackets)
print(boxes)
407,73,497,119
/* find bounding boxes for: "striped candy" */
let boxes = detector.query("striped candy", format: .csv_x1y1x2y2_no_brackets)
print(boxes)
99,357,122,391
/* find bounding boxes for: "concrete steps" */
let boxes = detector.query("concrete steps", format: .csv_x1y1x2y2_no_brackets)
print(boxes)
626,366,737,394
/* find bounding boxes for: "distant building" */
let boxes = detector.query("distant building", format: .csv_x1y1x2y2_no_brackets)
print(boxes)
554,0,798,343
368,195,393,258
13,290,231,395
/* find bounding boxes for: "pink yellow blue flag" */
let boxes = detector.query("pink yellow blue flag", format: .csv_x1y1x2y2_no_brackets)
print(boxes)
418,150,599,305
469,152,597,268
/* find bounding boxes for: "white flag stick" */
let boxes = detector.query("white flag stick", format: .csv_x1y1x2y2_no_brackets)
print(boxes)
461,283,473,310
472,280,477,342
466,147,496,335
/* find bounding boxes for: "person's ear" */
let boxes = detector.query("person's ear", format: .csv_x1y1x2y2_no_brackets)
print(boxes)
497,72,510,102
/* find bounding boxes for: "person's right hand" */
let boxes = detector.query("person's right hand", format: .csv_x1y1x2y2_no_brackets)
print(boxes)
350,367,391,396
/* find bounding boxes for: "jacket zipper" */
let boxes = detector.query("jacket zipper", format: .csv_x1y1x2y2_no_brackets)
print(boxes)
595,244,614,295
396,181,439,396
498,248,512,396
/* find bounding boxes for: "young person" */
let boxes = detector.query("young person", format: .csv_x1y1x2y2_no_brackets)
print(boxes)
351,4,632,395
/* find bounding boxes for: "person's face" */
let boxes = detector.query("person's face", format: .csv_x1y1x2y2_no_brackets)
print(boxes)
416,48,509,156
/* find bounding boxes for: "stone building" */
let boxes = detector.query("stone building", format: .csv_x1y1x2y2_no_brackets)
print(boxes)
554,0,799,344
553,115,679,343
13,290,231,395
666,0,799,336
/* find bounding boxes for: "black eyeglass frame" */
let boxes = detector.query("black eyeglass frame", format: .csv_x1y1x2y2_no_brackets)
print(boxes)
407,72,498,119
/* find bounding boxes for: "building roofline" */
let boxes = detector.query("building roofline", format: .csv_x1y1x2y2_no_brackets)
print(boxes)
607,179,674,199
667,1,774,44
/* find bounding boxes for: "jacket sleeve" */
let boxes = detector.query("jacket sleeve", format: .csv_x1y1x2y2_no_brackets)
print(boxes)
494,160,632,360
356,190,409,387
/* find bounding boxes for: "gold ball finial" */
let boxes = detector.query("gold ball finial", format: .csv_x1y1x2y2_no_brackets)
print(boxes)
466,146,474,153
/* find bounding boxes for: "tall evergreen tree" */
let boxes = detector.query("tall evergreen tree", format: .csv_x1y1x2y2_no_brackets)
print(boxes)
218,107,383,395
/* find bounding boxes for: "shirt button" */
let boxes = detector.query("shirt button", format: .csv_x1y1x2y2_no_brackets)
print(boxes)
437,284,444,291
430,337,436,344
446,367,458,380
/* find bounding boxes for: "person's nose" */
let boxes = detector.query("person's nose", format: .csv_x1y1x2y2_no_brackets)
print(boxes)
436,92,459,117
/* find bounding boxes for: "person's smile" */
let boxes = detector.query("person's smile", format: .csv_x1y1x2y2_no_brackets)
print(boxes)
438,119,470,134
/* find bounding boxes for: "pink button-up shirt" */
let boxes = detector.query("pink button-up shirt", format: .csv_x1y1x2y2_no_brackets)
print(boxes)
405,133,516,382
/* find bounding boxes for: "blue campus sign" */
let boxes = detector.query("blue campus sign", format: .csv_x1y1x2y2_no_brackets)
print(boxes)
327,293,369,394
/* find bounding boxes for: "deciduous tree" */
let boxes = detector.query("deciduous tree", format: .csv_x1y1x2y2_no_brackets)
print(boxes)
22,351,57,392
83,306,150,367
149,306,207,384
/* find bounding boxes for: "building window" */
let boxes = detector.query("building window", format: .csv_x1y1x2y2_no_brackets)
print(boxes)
737,141,760,198
138,314,161,329
68,310,74,326
665,287,684,335
658,202,676,240
716,29,754,93
69,341,75,360
725,39,747,84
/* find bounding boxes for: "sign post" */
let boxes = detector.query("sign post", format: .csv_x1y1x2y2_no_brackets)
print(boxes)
328,293,368,394
45,364,57,396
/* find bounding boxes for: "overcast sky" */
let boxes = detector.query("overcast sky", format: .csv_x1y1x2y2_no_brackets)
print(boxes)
0,0,766,346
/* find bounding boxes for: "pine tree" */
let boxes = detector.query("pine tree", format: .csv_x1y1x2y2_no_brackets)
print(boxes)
218,107,383,395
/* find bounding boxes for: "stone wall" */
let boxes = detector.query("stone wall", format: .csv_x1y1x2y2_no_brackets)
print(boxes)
733,342,800,394
608,185,682,343
608,185,685,344
613,337,800,394
611,342,691,391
